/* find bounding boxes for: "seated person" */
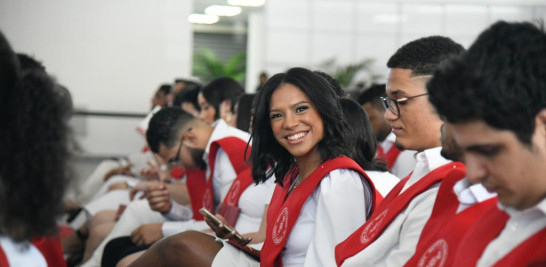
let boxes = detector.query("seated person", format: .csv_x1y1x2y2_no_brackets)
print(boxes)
0,31,71,267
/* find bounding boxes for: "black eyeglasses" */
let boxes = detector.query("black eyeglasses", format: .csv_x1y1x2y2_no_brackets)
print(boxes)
380,93,429,117
168,135,185,168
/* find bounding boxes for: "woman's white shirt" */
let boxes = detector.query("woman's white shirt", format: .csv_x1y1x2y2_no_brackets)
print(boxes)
283,169,369,267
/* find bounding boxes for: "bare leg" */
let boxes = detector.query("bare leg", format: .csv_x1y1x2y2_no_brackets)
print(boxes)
116,251,146,267
82,211,117,262
128,231,223,267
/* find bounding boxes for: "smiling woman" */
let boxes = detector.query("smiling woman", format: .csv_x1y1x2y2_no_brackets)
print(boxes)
207,67,386,266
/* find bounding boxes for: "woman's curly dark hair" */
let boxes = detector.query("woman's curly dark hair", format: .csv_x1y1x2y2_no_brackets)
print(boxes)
0,32,71,242
250,67,352,185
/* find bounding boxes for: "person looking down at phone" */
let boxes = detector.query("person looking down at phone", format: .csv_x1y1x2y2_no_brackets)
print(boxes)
80,107,252,267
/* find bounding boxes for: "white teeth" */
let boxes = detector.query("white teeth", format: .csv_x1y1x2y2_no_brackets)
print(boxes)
287,132,306,141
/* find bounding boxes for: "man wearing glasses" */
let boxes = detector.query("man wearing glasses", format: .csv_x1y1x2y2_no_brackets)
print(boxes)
336,36,466,267
81,107,252,267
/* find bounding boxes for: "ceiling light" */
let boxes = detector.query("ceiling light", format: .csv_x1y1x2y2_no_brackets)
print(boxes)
228,0,265,7
188,14,219,24
205,5,242,17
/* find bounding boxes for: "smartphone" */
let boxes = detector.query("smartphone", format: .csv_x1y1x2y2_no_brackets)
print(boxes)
199,208,249,244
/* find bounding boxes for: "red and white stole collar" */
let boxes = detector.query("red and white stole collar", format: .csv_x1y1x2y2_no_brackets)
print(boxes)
411,165,467,249
405,197,498,267
454,202,546,266
335,162,466,267
261,156,381,267
0,236,67,267
201,136,250,212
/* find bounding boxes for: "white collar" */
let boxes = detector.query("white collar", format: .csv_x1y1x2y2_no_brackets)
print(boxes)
417,147,451,172
453,178,497,206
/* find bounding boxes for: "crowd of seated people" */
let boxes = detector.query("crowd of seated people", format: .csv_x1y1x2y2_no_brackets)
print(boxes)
1,20,545,267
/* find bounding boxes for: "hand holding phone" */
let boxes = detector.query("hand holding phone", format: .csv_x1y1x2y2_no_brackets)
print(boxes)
199,208,252,246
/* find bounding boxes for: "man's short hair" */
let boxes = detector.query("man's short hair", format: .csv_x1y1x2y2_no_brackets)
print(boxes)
146,107,194,153
428,21,546,145
387,36,465,76
357,84,386,110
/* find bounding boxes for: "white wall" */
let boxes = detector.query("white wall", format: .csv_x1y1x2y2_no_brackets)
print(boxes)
0,0,194,157
253,0,546,87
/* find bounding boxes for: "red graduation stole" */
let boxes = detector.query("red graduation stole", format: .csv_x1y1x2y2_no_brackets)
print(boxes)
493,227,546,266
184,169,207,220
260,156,382,267
0,236,67,267
170,166,186,180
217,167,254,226
335,162,466,267
408,166,466,250
376,145,402,170
452,204,509,266
32,236,66,267
201,137,250,213
404,197,498,267
0,246,7,267
454,202,546,267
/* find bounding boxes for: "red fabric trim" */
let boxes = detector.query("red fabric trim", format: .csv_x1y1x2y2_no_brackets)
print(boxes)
335,162,466,266
261,156,382,267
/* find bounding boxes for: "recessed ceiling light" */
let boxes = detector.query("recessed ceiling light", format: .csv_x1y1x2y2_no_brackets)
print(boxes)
228,0,265,7
205,5,242,17
188,14,219,24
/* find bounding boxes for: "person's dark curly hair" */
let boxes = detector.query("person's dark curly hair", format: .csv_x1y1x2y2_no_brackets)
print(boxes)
146,107,194,153
0,38,72,242
339,98,387,172
250,67,352,185
387,36,465,76
357,84,386,110
428,21,546,145
200,77,244,120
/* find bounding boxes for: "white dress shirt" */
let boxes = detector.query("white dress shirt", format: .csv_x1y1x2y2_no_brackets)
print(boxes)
380,132,416,179
282,169,369,267
477,197,546,267
162,119,250,236
342,147,451,267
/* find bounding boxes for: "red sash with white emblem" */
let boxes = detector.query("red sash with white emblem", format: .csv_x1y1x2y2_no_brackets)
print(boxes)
404,197,498,267
335,162,466,267
200,137,250,213
0,236,67,267
453,203,546,267
376,145,402,170
216,168,254,226
260,156,382,267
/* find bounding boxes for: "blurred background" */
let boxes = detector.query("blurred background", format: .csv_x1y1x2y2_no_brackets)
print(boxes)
1,0,545,158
